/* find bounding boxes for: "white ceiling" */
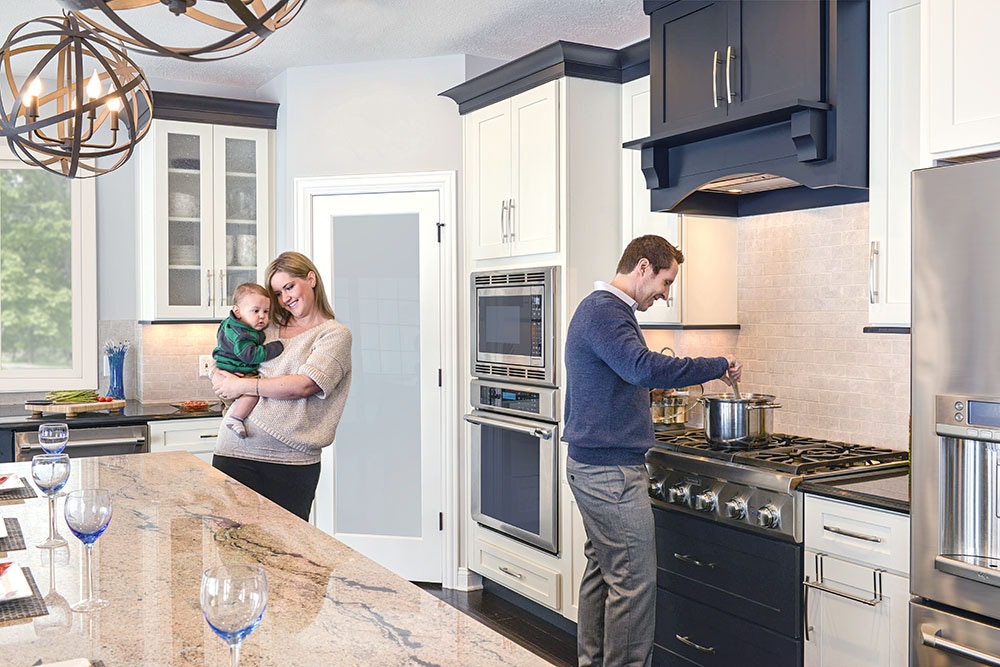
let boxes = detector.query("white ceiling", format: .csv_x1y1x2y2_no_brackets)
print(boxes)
1,1,649,90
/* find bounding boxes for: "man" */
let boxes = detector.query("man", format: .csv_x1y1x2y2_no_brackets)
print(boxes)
564,234,742,666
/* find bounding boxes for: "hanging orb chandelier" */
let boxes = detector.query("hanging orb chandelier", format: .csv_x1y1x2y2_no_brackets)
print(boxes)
59,0,308,62
0,14,153,179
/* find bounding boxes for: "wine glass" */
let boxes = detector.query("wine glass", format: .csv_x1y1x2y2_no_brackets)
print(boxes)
200,564,268,667
30,453,70,549
34,549,72,637
38,423,69,454
63,488,112,612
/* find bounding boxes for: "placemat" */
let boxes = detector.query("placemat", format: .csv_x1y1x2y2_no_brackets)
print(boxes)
0,517,25,553
0,566,45,623
0,477,39,502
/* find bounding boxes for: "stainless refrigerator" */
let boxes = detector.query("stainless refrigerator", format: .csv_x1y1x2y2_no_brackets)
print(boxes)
911,157,1000,665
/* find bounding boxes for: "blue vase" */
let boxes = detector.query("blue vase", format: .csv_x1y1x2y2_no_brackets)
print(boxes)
107,352,125,400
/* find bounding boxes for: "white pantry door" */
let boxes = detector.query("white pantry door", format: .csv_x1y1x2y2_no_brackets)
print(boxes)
310,189,443,582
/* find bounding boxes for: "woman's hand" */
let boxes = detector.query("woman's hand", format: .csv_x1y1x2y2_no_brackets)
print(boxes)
212,368,246,402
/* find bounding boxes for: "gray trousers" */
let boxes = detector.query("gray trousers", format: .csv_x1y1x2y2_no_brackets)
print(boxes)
567,458,656,667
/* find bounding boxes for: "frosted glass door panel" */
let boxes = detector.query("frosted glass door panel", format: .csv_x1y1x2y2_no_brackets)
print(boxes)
333,213,421,537
224,136,258,302
166,132,203,306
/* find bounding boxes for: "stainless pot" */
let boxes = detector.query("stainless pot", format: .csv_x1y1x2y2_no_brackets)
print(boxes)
699,393,782,447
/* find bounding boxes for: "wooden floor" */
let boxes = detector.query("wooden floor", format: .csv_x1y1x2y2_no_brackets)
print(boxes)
418,583,577,666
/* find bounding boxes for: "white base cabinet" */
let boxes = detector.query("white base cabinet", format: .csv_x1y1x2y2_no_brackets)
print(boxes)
803,495,910,667
621,76,737,327
148,417,221,465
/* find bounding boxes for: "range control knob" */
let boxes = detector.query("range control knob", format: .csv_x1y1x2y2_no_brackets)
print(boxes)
757,504,781,529
693,491,718,512
724,497,747,520
648,478,665,501
667,483,691,505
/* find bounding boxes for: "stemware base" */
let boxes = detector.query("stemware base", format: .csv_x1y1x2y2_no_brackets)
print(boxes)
71,597,109,613
36,535,68,549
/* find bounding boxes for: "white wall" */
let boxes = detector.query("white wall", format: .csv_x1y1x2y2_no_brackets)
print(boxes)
261,54,472,249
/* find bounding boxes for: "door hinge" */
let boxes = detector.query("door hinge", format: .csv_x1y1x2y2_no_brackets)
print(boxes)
437,368,442,387
439,512,444,531
436,221,444,243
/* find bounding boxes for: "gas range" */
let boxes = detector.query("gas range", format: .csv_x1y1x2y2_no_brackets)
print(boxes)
646,428,909,542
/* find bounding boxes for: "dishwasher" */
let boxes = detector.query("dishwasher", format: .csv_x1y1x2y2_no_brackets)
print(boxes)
14,423,148,461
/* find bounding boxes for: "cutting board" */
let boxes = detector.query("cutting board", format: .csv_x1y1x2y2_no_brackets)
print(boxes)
25,400,126,418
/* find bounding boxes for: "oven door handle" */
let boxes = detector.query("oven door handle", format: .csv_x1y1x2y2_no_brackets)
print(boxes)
463,413,554,440
921,625,1000,666
19,435,146,455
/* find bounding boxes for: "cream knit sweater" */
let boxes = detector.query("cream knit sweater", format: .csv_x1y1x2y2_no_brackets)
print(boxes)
214,319,352,465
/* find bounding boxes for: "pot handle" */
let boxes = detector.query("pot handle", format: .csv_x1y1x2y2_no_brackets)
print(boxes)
747,403,782,410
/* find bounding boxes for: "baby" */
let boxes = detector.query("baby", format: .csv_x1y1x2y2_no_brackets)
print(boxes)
212,283,284,438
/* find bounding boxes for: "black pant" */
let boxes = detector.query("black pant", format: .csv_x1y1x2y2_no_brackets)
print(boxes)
212,455,320,521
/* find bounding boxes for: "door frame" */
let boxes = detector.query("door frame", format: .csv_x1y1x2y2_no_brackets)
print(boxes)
293,171,461,589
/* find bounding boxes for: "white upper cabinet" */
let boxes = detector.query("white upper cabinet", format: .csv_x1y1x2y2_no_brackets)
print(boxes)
465,81,559,260
869,0,921,327
926,0,1000,157
621,76,737,328
138,120,271,320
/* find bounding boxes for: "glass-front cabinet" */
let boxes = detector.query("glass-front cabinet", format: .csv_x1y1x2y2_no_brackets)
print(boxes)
138,119,271,320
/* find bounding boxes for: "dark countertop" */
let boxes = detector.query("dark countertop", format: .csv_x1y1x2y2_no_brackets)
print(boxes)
0,399,223,430
798,467,910,515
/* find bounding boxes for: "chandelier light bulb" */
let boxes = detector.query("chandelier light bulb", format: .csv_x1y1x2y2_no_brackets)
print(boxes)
24,77,42,102
106,92,121,112
86,70,101,102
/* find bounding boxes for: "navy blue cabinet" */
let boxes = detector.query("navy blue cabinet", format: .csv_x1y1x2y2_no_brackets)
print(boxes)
650,0,823,140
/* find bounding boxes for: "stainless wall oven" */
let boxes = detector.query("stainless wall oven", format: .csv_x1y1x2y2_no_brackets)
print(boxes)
464,379,559,554
471,266,557,387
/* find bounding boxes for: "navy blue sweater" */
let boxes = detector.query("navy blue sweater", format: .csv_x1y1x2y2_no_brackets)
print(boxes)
563,290,729,465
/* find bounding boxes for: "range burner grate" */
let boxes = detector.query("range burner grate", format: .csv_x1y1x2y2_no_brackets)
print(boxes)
652,429,909,475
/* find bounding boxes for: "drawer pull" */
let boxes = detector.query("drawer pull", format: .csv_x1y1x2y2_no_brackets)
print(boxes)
673,553,715,569
921,625,1000,666
498,565,523,579
676,634,716,654
823,524,882,543
200,434,217,439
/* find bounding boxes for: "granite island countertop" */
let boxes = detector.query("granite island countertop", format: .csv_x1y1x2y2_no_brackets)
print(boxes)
798,467,910,514
0,452,549,666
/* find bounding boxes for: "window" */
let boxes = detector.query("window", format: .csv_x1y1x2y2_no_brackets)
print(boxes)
0,149,97,392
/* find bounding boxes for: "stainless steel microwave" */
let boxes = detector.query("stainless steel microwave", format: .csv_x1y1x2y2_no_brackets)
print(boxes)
471,266,557,387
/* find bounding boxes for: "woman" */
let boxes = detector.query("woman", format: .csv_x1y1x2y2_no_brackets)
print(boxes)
211,251,352,520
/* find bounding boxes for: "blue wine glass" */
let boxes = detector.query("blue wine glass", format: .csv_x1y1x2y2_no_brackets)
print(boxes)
38,423,69,454
64,488,112,612
201,564,268,667
30,453,70,549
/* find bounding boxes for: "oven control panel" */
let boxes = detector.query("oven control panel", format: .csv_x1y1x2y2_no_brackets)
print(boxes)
470,379,558,422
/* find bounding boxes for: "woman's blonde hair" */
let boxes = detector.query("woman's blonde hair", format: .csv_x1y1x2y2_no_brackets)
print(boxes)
264,251,336,327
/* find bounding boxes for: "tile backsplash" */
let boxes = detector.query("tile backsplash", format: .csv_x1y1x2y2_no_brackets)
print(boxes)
644,203,910,450
138,323,218,403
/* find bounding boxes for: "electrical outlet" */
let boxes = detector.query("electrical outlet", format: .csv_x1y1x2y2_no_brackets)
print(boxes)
198,355,213,379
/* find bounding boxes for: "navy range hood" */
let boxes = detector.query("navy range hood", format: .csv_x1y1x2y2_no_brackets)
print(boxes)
629,0,870,217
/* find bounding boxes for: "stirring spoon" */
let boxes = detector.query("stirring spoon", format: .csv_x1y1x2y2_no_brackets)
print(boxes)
729,369,741,399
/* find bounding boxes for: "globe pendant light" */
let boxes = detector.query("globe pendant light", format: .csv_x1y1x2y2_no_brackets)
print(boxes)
59,0,308,62
0,14,153,178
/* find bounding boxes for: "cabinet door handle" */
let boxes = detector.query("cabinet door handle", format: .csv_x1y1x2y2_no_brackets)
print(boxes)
508,198,515,241
673,552,715,569
500,200,508,241
675,635,716,654
823,524,882,543
921,625,1000,666
726,45,735,102
712,50,719,108
498,565,523,579
804,552,884,607
206,269,213,307
218,269,226,307
869,241,879,304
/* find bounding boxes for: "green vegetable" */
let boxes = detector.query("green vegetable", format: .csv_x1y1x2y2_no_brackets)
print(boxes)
45,389,99,403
